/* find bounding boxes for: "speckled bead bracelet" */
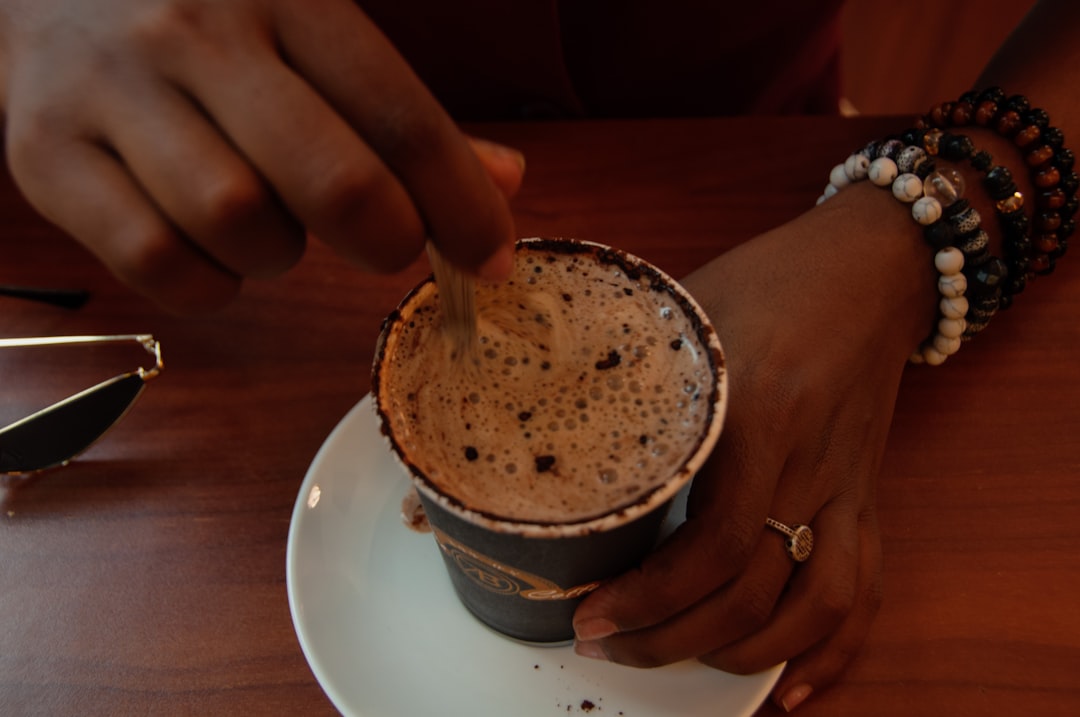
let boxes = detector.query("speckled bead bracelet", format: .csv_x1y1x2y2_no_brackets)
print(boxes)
817,138,997,364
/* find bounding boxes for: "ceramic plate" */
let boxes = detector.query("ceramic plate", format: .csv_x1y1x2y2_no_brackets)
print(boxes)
287,395,783,716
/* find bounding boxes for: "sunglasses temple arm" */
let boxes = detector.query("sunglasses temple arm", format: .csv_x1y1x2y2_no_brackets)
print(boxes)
0,334,163,379
0,285,90,309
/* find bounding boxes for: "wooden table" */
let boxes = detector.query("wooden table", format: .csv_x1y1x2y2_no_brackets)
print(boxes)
2,117,1078,716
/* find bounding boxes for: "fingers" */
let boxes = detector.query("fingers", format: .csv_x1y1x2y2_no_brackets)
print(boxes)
7,133,241,313
698,495,861,674
769,508,883,712
3,0,522,312
150,18,427,275
577,533,793,667
573,423,786,645
268,0,518,278
99,79,306,279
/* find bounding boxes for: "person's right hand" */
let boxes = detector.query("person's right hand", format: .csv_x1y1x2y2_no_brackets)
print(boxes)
0,0,523,312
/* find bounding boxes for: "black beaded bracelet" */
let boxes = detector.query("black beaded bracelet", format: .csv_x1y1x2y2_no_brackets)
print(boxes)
918,87,1078,288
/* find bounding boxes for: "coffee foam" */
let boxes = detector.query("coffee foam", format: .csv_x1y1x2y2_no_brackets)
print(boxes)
377,240,719,524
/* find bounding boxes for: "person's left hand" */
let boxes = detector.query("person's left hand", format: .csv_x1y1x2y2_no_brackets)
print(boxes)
571,185,938,711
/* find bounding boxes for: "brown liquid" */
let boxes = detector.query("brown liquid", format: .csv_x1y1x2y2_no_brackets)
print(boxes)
377,241,718,524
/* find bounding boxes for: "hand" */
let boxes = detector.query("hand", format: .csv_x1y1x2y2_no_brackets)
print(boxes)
572,186,938,710
0,0,522,312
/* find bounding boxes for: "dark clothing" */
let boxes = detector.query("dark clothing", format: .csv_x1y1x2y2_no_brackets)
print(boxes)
364,0,845,120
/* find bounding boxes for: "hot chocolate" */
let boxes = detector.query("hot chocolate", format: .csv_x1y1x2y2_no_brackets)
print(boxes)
374,238,722,525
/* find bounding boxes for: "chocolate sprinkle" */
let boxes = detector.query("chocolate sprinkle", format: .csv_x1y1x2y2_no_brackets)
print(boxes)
595,350,621,370
464,446,479,461
535,455,556,472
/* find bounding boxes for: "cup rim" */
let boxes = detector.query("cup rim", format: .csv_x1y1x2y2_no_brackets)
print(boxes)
372,237,727,539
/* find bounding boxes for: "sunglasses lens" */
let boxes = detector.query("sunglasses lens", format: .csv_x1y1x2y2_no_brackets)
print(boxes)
0,372,146,474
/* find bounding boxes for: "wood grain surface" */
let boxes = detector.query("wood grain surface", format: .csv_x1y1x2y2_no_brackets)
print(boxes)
2,116,1078,716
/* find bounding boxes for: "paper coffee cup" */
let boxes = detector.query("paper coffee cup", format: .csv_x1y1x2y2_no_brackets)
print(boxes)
372,237,726,643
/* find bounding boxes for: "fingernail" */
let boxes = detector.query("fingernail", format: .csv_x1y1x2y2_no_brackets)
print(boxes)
780,683,813,712
473,138,526,173
573,641,609,661
573,617,618,642
476,242,515,282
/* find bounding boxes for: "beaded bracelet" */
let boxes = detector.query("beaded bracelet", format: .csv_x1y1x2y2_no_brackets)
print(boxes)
818,135,1007,364
918,88,1078,289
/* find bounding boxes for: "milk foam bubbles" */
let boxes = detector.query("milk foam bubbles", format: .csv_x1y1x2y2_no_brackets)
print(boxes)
375,239,722,524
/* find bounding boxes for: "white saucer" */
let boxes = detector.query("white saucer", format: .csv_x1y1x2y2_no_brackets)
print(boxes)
286,395,783,716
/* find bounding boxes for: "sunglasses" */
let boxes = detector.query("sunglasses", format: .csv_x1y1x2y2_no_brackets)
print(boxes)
0,333,163,475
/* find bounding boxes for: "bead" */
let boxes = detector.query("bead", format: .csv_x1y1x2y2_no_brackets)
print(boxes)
958,229,990,256
938,272,968,298
829,163,850,188
924,169,965,206
935,246,965,274
971,150,993,172
974,100,998,126
1005,94,1031,113
868,157,898,186
1034,165,1061,188
878,139,905,159
900,128,925,147
978,87,1006,105
940,133,975,161
951,101,974,126
1034,234,1060,254
923,128,944,155
1061,171,1079,194
912,196,942,225
939,294,969,320
844,153,871,181
928,103,953,127
996,110,1023,136
984,165,1015,193
1000,212,1030,238
933,333,962,356
823,183,839,199
1054,148,1075,172
1036,210,1062,231
971,257,1008,290
938,316,967,339
896,145,928,174
950,206,982,234
995,191,1025,213
892,173,923,202
1026,144,1055,167
1043,126,1065,149
1013,124,1041,148
1037,188,1066,210
924,220,954,250
922,346,948,366
1023,108,1050,128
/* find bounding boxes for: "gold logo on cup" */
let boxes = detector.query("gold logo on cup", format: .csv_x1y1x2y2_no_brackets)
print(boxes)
432,527,599,601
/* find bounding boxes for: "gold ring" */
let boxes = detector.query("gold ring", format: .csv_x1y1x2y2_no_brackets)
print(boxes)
764,517,814,562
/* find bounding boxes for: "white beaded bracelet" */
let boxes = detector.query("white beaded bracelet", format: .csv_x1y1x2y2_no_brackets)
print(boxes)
818,145,973,365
